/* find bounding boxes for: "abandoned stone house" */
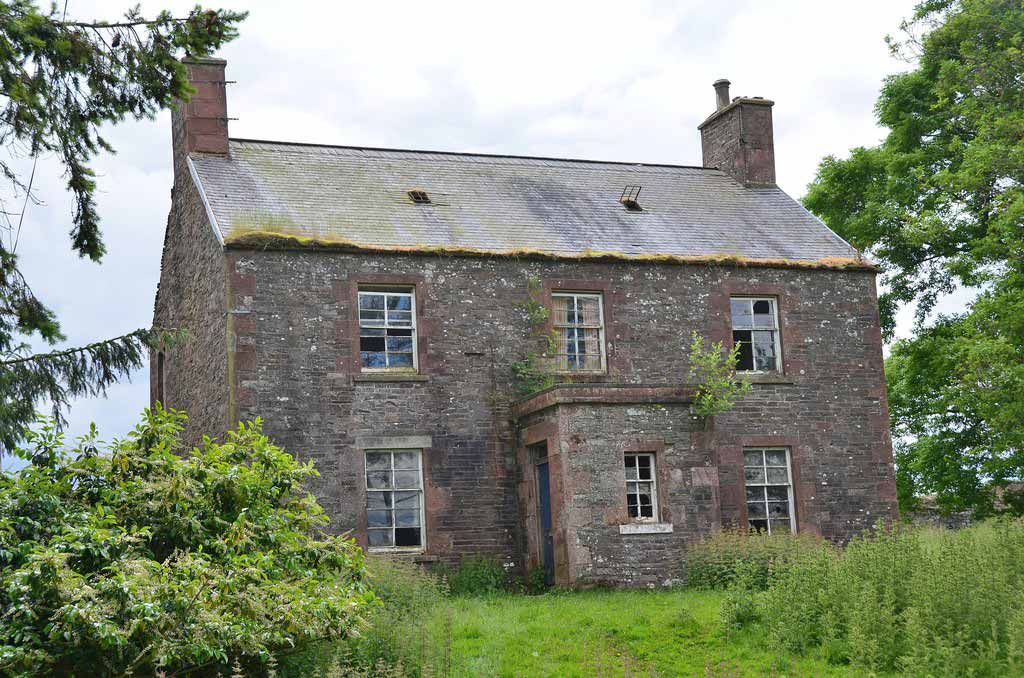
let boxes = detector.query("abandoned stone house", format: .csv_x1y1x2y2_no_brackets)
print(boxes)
152,58,898,587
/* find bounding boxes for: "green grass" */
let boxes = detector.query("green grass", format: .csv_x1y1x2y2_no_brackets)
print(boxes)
437,589,865,677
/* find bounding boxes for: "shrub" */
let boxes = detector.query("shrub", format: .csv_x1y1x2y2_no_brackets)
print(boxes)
442,555,508,596
758,519,1024,674
280,557,450,677
685,527,831,590
0,408,370,677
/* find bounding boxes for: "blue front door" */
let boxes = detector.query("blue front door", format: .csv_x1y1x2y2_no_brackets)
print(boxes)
537,461,555,586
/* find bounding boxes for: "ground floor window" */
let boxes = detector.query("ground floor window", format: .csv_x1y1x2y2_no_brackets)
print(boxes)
624,452,658,521
364,449,424,549
743,448,795,534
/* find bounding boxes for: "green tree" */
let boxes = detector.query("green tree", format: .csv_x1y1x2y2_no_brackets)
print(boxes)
0,1,246,453
0,406,369,676
687,331,752,421
803,0,1024,514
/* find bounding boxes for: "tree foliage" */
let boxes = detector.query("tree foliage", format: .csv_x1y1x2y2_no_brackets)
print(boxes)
0,1,246,451
687,332,752,420
803,0,1024,514
0,406,369,677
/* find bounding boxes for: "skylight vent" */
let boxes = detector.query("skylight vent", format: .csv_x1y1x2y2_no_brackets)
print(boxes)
408,189,431,204
620,185,642,211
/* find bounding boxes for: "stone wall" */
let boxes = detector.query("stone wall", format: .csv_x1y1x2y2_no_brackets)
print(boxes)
218,247,897,574
150,163,229,445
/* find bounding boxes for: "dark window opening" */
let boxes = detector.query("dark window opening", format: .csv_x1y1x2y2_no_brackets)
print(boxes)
408,189,431,204
156,351,166,404
730,297,780,372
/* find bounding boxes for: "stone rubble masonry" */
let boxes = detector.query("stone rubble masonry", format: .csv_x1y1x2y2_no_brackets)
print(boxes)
154,163,897,585
150,152,230,446
699,96,776,186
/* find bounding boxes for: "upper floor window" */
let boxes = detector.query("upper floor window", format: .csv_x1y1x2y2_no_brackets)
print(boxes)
365,449,424,550
624,452,658,521
730,297,780,372
359,288,416,370
552,292,605,372
744,448,795,534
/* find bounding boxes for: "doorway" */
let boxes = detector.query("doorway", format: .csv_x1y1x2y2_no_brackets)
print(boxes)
536,459,555,586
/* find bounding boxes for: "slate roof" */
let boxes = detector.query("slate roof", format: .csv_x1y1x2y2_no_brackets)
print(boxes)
188,139,859,263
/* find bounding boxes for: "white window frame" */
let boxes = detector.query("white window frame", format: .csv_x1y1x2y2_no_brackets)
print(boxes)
551,291,607,373
743,447,796,534
364,449,426,552
730,296,782,373
624,452,659,523
358,288,418,372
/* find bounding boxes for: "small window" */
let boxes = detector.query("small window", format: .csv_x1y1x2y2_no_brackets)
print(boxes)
156,351,166,404
744,448,795,534
365,449,425,550
625,453,658,521
408,190,431,204
731,297,781,372
359,288,417,370
552,292,605,372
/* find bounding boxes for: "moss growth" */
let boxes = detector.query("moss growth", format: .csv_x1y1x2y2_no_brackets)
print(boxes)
223,229,874,271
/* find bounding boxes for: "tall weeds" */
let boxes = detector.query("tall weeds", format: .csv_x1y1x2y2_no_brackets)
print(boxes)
753,519,1024,674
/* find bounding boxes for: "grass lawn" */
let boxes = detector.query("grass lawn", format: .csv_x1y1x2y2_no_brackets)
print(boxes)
439,589,862,677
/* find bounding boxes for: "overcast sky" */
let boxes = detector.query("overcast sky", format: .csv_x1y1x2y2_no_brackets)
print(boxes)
11,0,942,463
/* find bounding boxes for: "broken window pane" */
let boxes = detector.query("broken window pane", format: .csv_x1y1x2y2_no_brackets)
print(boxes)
624,453,658,522
743,448,794,535
395,528,421,547
753,331,776,371
364,450,424,550
359,289,417,370
730,297,780,372
733,330,755,371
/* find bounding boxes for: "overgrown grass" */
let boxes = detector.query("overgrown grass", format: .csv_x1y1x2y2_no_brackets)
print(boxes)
283,522,1024,676
685,527,830,589
751,519,1024,674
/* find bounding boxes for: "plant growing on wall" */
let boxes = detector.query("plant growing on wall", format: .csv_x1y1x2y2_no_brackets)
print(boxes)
511,278,559,397
687,331,752,419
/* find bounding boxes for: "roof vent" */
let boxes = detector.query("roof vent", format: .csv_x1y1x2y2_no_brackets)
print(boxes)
620,185,642,211
408,189,431,204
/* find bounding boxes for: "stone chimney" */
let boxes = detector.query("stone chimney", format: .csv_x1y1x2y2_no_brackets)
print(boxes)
698,79,776,186
172,57,229,177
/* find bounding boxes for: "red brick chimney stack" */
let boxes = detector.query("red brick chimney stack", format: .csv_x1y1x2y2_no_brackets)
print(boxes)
698,79,776,186
171,57,229,177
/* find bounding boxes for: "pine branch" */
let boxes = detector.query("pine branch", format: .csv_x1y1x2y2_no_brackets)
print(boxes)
0,328,180,454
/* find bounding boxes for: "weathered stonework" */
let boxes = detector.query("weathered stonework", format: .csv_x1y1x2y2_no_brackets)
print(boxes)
152,67,897,586
172,243,893,582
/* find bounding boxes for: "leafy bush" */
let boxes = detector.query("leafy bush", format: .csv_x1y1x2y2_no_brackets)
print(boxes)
685,527,831,590
442,555,508,596
281,557,450,677
759,520,1024,674
718,560,763,631
0,407,370,677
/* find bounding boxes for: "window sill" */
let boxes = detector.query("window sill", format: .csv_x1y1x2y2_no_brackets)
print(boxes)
619,522,674,535
367,548,429,557
353,373,430,383
740,373,795,385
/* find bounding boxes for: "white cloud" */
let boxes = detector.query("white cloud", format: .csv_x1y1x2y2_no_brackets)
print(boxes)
9,0,936,467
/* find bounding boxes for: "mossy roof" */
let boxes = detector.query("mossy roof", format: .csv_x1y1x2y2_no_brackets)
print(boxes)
189,139,863,265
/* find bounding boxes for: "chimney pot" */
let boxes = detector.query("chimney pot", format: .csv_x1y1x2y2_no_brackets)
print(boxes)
713,78,731,110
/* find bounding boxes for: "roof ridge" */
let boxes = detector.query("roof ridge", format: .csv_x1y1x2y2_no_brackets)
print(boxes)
226,137,716,172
